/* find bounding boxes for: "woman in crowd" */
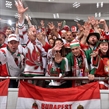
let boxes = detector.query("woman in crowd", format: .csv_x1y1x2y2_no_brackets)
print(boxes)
89,38,109,89
48,38,55,47
46,38,69,88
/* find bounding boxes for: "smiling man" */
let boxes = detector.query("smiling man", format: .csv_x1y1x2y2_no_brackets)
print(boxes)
66,40,89,87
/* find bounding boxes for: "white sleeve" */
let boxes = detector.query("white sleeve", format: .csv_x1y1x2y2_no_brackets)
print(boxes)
18,20,29,45
47,49,55,59
0,50,7,64
64,57,70,72
18,45,27,56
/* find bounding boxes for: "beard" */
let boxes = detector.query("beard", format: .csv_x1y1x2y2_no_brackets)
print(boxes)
66,38,72,42
89,40,97,46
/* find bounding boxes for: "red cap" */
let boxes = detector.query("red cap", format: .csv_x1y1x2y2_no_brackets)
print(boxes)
0,31,6,38
63,25,70,31
64,43,70,48
71,26,77,32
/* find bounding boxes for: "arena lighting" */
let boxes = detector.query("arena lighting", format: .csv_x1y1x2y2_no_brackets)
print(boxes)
73,2,78,6
95,12,101,17
8,20,12,25
53,14,56,19
95,13,97,17
101,2,103,7
53,13,59,19
75,4,80,8
48,0,54,1
72,2,80,8
98,12,101,17
74,19,78,22
5,1,12,8
56,13,59,18
76,17,80,21
96,2,99,8
96,2,103,8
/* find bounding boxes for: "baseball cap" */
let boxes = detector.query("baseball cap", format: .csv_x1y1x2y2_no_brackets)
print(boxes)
8,34,19,42
71,26,77,33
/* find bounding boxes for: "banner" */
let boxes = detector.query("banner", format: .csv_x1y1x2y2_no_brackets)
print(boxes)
0,79,9,109
16,81,101,109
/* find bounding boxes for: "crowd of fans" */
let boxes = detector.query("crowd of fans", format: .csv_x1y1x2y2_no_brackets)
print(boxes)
0,0,109,89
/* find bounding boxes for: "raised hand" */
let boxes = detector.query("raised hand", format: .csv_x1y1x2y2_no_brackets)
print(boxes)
83,28,90,37
88,74,95,81
40,20,45,27
15,0,28,14
57,21,62,27
99,19,106,25
48,22,55,30
83,22,90,37
77,23,84,31
90,50,99,58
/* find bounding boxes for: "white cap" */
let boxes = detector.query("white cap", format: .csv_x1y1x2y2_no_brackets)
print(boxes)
61,30,66,33
8,34,19,42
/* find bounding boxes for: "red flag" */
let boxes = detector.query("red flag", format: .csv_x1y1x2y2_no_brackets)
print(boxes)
0,79,9,109
16,81,100,109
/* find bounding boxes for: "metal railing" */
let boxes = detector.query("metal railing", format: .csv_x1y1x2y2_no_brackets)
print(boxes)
0,76,109,80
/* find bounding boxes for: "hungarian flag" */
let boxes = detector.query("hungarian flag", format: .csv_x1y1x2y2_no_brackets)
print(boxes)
16,81,100,109
0,79,9,109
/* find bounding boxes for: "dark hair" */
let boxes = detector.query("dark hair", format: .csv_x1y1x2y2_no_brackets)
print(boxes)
98,43,109,57
54,38,66,57
48,38,55,42
53,38,63,46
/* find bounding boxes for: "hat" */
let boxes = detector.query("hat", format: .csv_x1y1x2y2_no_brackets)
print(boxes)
99,38,109,44
0,31,6,38
64,43,70,48
86,32,100,44
70,40,80,49
8,34,19,42
63,25,70,31
71,26,77,33
61,30,66,33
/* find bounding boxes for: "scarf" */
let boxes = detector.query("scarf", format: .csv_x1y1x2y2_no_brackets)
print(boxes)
72,50,89,87
73,50,89,77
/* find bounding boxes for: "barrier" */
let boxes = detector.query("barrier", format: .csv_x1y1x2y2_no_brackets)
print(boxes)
6,89,109,109
1,77,109,109
0,76,109,80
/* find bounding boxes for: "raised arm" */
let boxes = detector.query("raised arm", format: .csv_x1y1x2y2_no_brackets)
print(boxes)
15,0,28,24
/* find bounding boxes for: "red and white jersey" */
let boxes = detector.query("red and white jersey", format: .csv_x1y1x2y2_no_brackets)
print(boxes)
0,47,24,77
18,20,29,45
21,41,47,76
